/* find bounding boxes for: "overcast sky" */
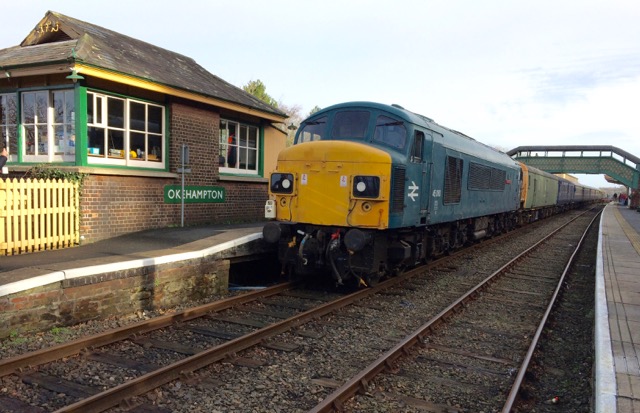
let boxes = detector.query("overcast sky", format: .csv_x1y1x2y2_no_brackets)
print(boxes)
2,0,639,188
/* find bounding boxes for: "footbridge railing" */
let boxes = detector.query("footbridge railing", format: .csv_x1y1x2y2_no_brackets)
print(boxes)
507,145,640,190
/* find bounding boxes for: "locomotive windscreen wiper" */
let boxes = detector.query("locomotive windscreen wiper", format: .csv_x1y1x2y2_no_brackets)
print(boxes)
377,121,403,126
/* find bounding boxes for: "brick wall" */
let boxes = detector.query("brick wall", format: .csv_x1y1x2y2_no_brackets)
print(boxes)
79,101,269,242
170,102,220,185
80,175,176,241
0,258,229,338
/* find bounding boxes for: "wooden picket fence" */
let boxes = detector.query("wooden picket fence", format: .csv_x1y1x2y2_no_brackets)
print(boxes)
0,178,80,256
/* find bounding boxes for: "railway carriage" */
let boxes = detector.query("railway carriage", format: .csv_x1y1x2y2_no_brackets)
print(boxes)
557,177,576,206
517,163,560,223
516,164,603,222
263,102,521,286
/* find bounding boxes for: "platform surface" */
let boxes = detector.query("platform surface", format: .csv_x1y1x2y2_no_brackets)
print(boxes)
597,204,640,412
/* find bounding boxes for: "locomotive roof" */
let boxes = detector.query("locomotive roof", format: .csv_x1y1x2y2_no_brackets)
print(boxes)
311,101,520,169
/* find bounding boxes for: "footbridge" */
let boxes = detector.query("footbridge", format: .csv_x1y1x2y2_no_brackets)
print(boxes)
506,145,640,190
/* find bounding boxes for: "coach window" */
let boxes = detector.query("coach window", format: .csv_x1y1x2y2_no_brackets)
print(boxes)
219,119,260,175
87,91,164,168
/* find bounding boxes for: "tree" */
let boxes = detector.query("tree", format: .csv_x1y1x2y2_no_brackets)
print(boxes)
242,79,323,146
243,79,278,108
308,105,322,115
278,104,323,146
277,101,303,146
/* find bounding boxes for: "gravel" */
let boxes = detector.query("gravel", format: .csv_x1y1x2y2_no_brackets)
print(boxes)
0,210,597,412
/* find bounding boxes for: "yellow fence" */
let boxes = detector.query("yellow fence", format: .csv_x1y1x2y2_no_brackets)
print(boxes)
0,178,80,256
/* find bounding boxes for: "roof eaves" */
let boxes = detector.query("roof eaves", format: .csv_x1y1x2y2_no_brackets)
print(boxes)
77,64,287,122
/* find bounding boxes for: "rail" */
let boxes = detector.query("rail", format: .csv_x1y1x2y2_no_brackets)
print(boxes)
308,208,600,412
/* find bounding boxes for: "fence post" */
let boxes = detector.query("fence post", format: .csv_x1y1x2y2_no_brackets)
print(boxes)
0,178,6,255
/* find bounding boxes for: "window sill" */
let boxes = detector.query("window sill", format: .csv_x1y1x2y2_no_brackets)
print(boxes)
219,174,268,183
7,165,177,179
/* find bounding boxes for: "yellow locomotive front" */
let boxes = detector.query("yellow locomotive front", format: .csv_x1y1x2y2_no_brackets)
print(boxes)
267,140,392,227
263,102,424,287
263,140,393,286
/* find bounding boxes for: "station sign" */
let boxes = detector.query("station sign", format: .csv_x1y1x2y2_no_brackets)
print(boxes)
164,185,225,203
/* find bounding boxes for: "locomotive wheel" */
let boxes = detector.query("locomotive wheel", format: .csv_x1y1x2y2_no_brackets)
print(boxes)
364,272,381,287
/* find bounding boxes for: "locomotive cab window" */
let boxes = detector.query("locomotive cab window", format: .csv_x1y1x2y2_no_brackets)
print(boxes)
297,116,327,143
331,111,369,139
373,115,406,150
410,131,424,163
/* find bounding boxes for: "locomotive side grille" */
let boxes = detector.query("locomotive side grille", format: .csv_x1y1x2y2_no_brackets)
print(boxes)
490,168,507,190
391,167,406,213
469,162,507,191
444,156,463,204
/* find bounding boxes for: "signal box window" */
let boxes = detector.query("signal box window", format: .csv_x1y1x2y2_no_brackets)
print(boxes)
86,91,164,168
1,93,18,162
21,90,75,163
220,119,259,175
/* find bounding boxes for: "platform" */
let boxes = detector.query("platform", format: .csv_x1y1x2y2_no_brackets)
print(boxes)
0,223,266,297
597,203,640,412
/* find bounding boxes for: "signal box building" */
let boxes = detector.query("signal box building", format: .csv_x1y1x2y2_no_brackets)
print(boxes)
0,11,288,242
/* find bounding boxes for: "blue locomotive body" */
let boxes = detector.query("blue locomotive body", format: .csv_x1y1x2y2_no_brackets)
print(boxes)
263,102,598,286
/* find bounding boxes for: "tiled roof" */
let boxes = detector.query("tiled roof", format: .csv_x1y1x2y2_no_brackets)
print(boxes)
0,11,286,119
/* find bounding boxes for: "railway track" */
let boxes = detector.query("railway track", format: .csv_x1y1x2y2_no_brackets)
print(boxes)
0,208,600,412
314,207,601,412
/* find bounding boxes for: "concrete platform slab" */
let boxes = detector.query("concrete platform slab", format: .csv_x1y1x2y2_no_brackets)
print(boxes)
597,204,640,412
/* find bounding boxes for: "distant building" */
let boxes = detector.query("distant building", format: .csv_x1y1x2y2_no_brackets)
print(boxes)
554,173,578,183
0,11,288,242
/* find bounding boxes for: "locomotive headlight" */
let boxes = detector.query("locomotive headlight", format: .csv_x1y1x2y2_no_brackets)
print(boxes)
270,173,294,194
352,176,380,199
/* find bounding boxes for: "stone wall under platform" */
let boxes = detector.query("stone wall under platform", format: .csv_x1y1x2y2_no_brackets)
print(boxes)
0,255,230,338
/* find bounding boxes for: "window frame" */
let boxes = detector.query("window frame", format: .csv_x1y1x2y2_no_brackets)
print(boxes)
410,131,424,163
0,93,18,163
52,90,76,160
86,91,165,168
19,89,76,163
219,119,260,175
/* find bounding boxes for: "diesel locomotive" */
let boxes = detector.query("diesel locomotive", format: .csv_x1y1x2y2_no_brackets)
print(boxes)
262,102,601,287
